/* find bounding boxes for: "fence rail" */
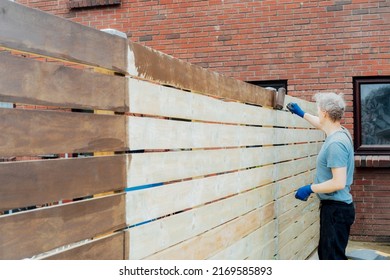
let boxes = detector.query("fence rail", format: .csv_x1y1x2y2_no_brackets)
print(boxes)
0,1,324,260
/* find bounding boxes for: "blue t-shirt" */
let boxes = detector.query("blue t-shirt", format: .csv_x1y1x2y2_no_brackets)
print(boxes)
315,129,354,204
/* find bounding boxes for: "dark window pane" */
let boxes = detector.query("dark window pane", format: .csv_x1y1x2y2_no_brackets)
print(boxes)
360,84,390,145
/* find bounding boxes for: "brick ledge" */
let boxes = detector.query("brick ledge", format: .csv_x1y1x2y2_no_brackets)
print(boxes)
355,155,390,168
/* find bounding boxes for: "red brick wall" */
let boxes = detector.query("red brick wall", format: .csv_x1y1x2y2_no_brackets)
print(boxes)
15,0,390,242
352,167,390,242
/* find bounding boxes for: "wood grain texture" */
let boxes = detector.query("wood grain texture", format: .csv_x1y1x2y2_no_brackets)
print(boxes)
128,144,319,187
128,78,313,128
209,220,277,260
278,207,319,249
0,53,127,112
42,232,127,260
127,175,276,226
0,193,126,260
277,220,320,260
277,197,320,233
0,155,127,211
128,116,324,150
145,204,275,260
128,188,274,259
0,108,127,157
127,42,273,107
0,1,127,73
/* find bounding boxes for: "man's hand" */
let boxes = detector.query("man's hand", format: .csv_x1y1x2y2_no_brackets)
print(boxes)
295,184,313,201
287,102,305,118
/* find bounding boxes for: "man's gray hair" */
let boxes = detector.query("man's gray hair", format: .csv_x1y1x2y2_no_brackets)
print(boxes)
314,92,346,122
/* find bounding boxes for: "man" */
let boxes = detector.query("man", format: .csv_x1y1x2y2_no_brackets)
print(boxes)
287,92,355,260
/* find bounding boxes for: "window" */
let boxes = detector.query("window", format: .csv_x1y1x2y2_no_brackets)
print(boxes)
354,77,390,155
69,0,121,9
247,80,288,95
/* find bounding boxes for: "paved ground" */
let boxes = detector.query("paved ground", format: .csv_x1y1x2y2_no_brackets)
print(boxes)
308,240,390,260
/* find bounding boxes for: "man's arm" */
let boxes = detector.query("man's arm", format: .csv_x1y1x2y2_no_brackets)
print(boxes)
303,113,322,130
295,167,347,201
312,167,347,193
287,102,323,130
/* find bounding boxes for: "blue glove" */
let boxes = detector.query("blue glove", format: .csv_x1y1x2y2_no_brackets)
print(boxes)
287,102,305,118
295,184,313,201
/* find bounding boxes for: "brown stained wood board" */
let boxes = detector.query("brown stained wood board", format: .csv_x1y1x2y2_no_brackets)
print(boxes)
0,155,128,211
43,232,127,260
0,108,127,157
0,193,126,260
0,1,127,73
0,53,128,112
128,42,274,108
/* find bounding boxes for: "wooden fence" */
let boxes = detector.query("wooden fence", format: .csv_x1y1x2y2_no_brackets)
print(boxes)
0,1,323,260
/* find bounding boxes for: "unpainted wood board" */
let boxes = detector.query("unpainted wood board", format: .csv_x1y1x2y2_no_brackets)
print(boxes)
0,108,127,157
275,128,325,144
128,116,324,150
246,238,277,260
285,95,317,116
275,156,317,181
0,193,126,259
127,154,319,226
127,42,273,107
42,232,127,260
128,189,275,259
0,1,127,73
278,198,320,233
128,78,314,128
295,232,319,260
276,109,313,128
208,220,277,260
277,220,320,260
274,170,315,199
128,143,317,187
276,180,318,217
0,53,127,112
278,207,319,249
144,204,275,260
127,172,276,226
0,155,127,211
277,193,302,218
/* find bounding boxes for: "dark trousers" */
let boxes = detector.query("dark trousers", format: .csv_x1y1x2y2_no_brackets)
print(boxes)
318,200,355,260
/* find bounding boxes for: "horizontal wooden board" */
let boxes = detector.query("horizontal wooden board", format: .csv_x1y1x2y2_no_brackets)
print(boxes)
128,78,313,128
295,231,319,260
145,204,274,260
0,193,126,259
0,1,127,73
284,95,317,115
278,207,319,249
246,238,277,260
42,232,127,260
128,116,324,150
275,156,317,181
208,220,277,260
274,170,316,199
277,197,320,233
127,173,276,226
0,155,127,211
127,42,273,107
128,190,275,259
128,147,272,187
277,220,320,260
0,108,127,157
0,53,127,112
127,154,318,226
127,143,318,187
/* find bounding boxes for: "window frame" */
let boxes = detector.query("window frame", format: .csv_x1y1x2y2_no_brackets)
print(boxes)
353,76,390,155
